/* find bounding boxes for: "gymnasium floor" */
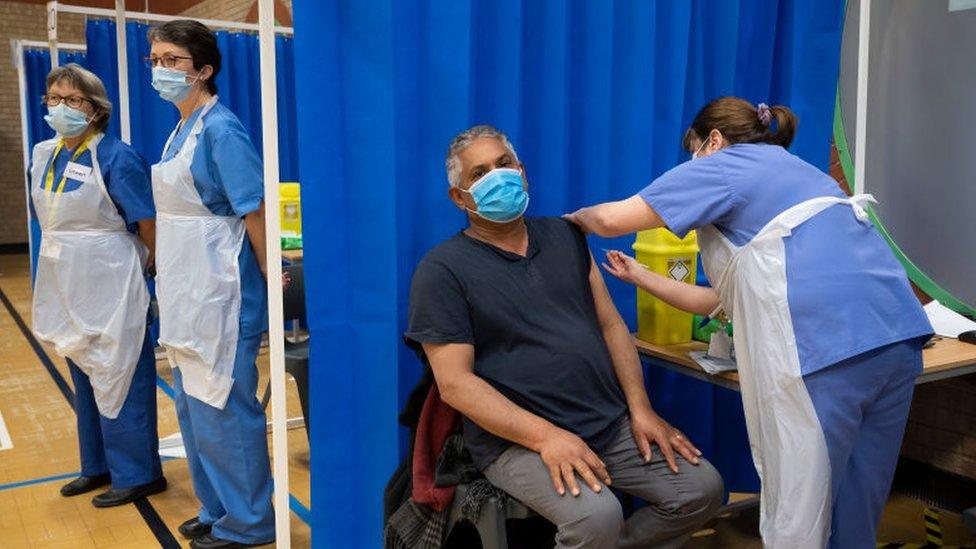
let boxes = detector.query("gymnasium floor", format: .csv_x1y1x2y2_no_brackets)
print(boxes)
0,253,310,548
0,251,973,548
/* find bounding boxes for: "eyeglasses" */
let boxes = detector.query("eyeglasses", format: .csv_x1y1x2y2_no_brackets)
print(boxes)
41,94,91,109
143,54,193,69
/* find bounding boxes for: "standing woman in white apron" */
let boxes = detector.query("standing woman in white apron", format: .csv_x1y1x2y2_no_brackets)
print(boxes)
146,20,273,549
566,97,933,548
30,64,165,506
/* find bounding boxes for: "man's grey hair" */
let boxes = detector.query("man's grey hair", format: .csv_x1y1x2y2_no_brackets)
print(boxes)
46,63,112,131
445,125,519,188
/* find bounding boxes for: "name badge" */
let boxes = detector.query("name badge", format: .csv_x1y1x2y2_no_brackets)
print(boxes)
64,161,93,182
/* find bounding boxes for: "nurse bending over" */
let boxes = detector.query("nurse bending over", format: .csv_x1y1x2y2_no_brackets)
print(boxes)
567,97,933,548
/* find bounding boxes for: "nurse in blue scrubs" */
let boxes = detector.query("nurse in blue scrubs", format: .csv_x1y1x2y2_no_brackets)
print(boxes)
568,97,934,548
29,64,164,507
146,20,273,549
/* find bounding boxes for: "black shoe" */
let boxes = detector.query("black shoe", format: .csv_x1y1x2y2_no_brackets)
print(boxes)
179,517,213,539
60,474,111,497
91,476,167,508
190,533,273,549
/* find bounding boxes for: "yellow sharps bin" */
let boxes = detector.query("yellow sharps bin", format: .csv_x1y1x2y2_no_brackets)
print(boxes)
632,228,699,345
280,182,302,235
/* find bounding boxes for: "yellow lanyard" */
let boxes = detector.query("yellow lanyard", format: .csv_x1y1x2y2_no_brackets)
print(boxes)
44,133,96,219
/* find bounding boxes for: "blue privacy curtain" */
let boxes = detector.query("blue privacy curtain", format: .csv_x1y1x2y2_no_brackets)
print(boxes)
25,21,299,278
294,0,845,545
82,19,299,179
23,48,87,281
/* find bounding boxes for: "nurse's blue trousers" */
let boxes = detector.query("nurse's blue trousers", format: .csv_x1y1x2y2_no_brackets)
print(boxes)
172,334,275,545
70,329,162,489
804,337,924,549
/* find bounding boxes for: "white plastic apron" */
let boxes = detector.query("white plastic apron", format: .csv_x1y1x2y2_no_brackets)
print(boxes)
152,96,244,410
30,134,150,419
697,194,877,548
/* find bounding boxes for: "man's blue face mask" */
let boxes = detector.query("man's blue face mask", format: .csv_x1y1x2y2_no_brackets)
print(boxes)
459,168,530,224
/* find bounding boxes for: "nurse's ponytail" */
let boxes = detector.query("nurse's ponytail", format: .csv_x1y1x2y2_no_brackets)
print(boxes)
682,96,798,151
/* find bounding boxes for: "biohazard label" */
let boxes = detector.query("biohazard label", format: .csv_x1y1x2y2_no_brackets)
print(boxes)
667,259,690,282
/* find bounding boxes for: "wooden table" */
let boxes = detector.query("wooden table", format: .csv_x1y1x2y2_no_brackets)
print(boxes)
281,248,303,262
635,336,976,392
635,335,976,515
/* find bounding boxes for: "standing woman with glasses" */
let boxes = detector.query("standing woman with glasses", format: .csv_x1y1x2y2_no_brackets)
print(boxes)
146,20,273,549
30,64,165,507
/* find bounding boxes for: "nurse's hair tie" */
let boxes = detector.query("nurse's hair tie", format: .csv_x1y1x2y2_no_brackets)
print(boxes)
757,103,773,127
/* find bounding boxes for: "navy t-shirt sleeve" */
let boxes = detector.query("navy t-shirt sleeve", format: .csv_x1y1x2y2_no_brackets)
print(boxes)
404,258,474,350
559,218,594,279
208,125,264,217
104,145,155,224
637,155,740,237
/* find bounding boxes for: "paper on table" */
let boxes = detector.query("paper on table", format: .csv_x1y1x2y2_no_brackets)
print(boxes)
690,351,738,375
924,300,976,338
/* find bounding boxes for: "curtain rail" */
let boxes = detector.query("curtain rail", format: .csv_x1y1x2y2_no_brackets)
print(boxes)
16,40,86,51
57,4,294,35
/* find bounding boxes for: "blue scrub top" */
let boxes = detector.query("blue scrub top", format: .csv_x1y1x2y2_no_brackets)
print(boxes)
639,143,933,375
161,101,269,338
32,133,155,233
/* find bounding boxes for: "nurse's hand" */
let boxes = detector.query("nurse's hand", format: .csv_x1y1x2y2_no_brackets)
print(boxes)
601,250,643,285
562,210,593,234
630,406,702,473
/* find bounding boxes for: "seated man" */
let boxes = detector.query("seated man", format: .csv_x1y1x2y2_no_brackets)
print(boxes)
405,125,724,548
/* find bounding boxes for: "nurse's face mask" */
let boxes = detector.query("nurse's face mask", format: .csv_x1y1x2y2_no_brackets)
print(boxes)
147,46,204,103
692,135,714,160
42,84,96,137
459,168,530,224
151,66,201,103
691,130,728,160
44,102,94,137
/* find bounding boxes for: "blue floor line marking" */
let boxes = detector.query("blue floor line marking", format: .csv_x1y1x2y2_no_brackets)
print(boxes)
156,368,312,527
0,471,79,492
155,375,175,399
290,494,312,526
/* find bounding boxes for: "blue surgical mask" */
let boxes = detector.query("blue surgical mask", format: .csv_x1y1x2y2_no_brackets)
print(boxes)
460,168,529,223
692,138,709,160
44,103,92,137
152,67,196,103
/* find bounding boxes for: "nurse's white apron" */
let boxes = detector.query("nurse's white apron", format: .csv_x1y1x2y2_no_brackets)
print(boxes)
152,96,244,410
30,134,149,419
697,194,877,548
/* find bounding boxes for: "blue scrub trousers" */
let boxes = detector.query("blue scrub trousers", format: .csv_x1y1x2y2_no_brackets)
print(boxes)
804,337,925,549
172,334,275,545
70,329,162,489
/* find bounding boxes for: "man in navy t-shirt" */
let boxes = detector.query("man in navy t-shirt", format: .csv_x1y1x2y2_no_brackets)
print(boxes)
405,125,723,548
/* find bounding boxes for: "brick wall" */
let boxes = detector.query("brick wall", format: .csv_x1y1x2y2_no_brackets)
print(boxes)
181,0,256,22
180,0,292,22
0,1,86,244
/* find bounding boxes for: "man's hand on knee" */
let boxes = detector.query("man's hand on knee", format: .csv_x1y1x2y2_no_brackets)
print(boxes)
630,406,702,473
538,427,612,497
